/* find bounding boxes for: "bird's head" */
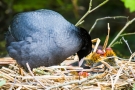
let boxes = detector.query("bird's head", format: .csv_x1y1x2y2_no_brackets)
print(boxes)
77,27,92,60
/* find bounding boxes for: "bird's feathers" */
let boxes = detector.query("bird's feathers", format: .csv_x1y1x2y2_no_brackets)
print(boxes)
6,9,92,70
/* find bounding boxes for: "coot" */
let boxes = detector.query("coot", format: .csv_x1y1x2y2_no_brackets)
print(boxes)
5,9,92,70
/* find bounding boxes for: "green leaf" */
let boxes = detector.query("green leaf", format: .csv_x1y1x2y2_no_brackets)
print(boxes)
0,80,6,87
121,0,135,12
133,83,135,90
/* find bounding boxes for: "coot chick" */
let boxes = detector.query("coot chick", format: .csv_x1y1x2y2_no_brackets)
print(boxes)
5,9,92,70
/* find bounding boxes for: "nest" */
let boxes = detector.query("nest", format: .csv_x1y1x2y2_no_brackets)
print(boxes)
0,56,135,90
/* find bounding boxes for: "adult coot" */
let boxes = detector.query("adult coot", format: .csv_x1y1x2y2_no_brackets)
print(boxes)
5,9,92,70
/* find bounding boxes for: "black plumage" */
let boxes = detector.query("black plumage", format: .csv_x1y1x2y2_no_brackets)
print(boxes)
5,9,92,70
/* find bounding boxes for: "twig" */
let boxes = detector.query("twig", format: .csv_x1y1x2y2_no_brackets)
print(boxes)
128,52,135,63
101,56,132,61
77,20,84,26
103,23,110,50
110,75,114,90
93,38,101,52
0,71,20,83
2,67,15,74
6,83,37,89
9,75,17,90
75,0,109,26
102,56,126,60
120,32,135,37
128,66,135,79
122,37,132,54
0,57,16,64
89,16,128,34
26,63,47,89
108,18,135,47
16,86,22,90
46,75,98,90
22,75,79,80
75,0,92,26
0,62,16,64
100,61,117,73
112,65,124,89
110,38,123,47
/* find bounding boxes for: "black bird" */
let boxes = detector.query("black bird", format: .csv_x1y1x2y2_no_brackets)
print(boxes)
5,9,92,70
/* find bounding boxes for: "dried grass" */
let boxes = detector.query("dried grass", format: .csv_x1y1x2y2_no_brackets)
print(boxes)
0,57,134,90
